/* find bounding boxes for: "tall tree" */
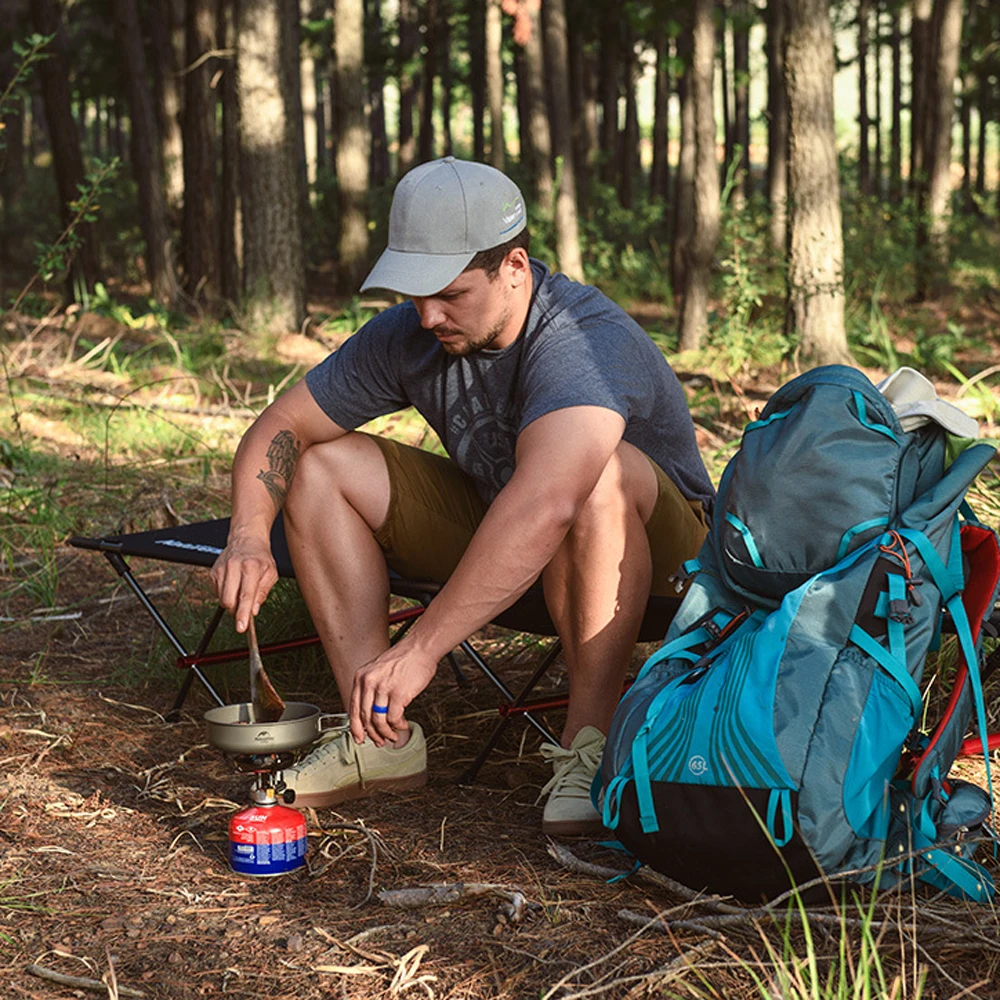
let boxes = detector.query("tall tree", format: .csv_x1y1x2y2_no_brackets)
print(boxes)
915,0,963,298
567,8,596,211
334,0,370,289
112,0,180,306
620,28,639,209
237,0,305,332
541,0,583,280
148,0,184,215
182,0,218,300
419,0,439,162
31,0,101,296
485,0,505,168
888,0,902,202
0,3,27,219
598,10,619,185
784,0,851,365
910,0,934,194
468,0,486,162
439,0,454,156
732,0,752,203
858,0,871,195
672,23,695,291
365,0,390,187
397,0,419,175
650,28,671,203
218,0,242,306
766,0,788,251
678,0,720,352
520,0,553,213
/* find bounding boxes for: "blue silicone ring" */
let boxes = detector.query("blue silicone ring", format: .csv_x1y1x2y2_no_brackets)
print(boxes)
372,704,389,715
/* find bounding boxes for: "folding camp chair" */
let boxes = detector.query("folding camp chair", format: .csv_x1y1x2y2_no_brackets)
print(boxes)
68,517,681,782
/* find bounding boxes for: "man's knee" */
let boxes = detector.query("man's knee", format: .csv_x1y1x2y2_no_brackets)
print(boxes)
285,432,391,531
570,441,660,533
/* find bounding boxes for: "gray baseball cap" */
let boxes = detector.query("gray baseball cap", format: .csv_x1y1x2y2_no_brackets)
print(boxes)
360,157,527,297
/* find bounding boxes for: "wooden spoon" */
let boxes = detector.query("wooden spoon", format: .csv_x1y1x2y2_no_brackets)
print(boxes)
248,616,285,723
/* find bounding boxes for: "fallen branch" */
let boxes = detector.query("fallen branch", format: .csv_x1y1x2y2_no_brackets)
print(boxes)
26,964,146,998
378,882,506,909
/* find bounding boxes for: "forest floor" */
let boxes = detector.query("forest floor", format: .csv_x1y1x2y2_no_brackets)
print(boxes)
4,292,1000,999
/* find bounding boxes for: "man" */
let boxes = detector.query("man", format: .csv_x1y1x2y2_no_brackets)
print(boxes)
211,157,714,836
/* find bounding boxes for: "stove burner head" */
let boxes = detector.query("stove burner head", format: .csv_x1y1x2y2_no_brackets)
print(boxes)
231,751,298,774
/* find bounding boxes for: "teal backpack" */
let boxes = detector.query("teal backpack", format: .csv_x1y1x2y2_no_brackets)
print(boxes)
598,366,1000,902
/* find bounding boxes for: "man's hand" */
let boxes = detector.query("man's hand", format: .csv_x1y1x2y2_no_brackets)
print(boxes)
349,644,439,746
211,535,279,633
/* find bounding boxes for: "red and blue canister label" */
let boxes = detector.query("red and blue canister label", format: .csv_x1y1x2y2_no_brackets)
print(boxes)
229,804,307,876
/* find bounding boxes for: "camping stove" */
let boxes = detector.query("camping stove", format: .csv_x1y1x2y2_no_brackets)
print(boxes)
226,751,308,876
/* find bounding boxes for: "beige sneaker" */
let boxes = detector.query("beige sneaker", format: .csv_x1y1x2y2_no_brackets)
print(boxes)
538,726,606,837
283,722,427,808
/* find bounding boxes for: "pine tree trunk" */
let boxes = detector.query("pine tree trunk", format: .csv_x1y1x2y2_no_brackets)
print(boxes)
541,0,583,281
720,2,733,185
858,0,871,196
149,0,184,216
873,1,882,196
915,0,962,299
302,48,318,197
31,0,101,297
398,0,419,175
909,0,933,194
218,0,242,307
522,0,553,213
567,9,596,212
650,30,670,203
0,4,26,218
334,0,370,290
419,0,438,163
621,31,638,209
182,0,218,300
598,14,619,185
732,0,751,203
237,0,305,332
959,24,972,207
365,0,389,187
889,3,902,202
784,0,850,366
440,2,453,156
766,0,787,252
672,22,695,292
486,0,505,169
468,0,486,162
113,0,180,307
975,70,987,196
678,0,720,352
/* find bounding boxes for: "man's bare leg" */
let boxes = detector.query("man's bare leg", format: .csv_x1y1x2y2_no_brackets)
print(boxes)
283,432,401,734
541,440,659,748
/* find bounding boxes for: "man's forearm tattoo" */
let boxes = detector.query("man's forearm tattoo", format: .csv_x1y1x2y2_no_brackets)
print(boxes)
256,430,300,510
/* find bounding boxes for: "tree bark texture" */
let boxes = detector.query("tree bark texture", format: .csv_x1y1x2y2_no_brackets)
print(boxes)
598,12,619,185
419,0,438,162
916,0,962,298
113,0,180,307
485,0,505,169
650,29,670,203
620,30,639,209
678,0,720,352
522,0,553,213
671,23,695,293
334,0,371,291
732,0,751,203
237,0,306,332
889,3,902,202
784,0,850,366
182,0,218,300
397,0,419,175
909,0,933,193
540,0,583,281
468,0,486,162
439,1,453,156
858,0,871,195
567,8,596,211
149,0,185,215
31,0,101,296
766,0,788,251
365,0,389,187
218,0,242,307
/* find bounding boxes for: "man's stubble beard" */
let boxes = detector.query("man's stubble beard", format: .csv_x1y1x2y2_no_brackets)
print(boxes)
438,301,513,356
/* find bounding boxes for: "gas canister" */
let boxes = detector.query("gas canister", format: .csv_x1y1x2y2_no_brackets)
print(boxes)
229,794,307,876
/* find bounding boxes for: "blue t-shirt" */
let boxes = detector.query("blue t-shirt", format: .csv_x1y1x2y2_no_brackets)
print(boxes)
306,260,715,511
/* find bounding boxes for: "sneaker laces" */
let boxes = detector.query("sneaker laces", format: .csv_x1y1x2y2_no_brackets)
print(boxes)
537,740,603,804
293,729,359,777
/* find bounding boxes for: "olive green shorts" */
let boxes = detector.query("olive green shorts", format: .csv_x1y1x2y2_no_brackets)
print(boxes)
368,434,708,597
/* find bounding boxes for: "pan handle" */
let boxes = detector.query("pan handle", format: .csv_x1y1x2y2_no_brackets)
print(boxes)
318,713,349,733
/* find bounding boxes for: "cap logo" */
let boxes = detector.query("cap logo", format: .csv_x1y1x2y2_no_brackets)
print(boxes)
499,198,524,234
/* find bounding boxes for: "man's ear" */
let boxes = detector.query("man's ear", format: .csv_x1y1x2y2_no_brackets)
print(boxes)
505,247,531,288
